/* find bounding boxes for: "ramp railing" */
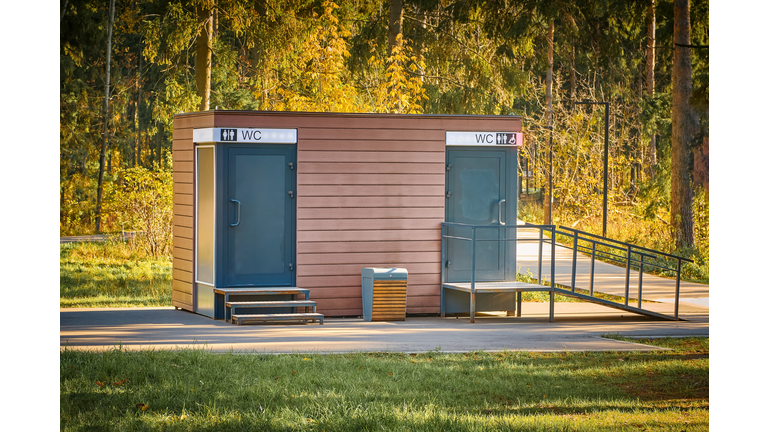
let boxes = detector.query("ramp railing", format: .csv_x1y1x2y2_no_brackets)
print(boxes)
552,226,694,319
441,222,694,320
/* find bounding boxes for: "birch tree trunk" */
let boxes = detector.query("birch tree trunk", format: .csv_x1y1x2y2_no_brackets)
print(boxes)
671,0,698,249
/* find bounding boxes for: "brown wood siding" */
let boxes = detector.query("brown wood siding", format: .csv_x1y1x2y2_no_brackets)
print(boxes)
172,111,521,317
291,117,446,316
172,112,214,311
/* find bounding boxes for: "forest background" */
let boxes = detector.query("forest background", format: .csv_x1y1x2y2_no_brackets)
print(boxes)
59,0,709,275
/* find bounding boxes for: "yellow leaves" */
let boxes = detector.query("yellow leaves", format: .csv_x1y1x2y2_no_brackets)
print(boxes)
371,34,427,114
136,403,149,411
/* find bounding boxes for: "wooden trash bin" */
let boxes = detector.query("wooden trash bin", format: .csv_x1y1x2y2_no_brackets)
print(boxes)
361,268,408,321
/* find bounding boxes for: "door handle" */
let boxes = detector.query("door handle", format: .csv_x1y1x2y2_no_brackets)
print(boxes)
499,199,506,225
230,199,241,227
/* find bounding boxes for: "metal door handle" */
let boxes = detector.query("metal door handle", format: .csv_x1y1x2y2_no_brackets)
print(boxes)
499,199,506,225
230,199,241,227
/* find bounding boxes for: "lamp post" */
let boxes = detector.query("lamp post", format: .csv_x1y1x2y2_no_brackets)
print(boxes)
575,101,610,238
546,125,553,225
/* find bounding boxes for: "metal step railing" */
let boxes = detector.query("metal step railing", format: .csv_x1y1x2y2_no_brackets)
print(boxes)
441,222,694,320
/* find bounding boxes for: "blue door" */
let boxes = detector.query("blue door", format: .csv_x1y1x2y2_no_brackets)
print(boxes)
445,149,507,282
225,145,296,287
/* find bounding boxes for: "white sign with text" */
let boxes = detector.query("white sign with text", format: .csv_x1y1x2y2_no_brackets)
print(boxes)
445,131,523,147
193,128,297,144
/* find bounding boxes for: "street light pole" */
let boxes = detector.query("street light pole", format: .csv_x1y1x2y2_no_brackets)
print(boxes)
575,101,610,238
547,125,553,226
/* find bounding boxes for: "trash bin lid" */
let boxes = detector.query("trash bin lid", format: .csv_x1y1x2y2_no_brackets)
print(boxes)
361,267,408,281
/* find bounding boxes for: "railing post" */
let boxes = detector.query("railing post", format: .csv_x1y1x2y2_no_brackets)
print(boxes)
550,226,556,288
550,226,556,323
470,226,476,323
637,254,644,309
571,231,578,292
440,223,446,318
538,227,543,284
589,241,596,296
624,246,632,306
675,259,682,320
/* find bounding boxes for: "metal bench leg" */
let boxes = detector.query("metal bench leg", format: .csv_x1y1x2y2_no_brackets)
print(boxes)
549,291,555,322
470,291,476,323
517,291,522,317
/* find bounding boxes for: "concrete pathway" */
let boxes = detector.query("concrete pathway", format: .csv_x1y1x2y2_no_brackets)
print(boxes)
60,302,708,354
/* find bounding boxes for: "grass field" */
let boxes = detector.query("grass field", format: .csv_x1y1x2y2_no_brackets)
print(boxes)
60,337,708,431
60,241,172,308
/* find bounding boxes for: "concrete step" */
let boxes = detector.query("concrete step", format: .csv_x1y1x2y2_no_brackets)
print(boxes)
226,300,317,323
232,312,324,325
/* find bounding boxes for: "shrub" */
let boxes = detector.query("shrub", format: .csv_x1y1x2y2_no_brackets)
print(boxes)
104,162,173,258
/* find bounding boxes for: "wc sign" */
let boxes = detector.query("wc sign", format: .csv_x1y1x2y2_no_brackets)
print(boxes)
445,131,523,147
192,127,298,144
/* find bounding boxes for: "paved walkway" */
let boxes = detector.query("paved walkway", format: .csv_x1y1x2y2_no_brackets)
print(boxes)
60,303,708,353
60,225,708,353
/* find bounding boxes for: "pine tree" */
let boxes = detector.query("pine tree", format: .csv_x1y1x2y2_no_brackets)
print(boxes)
670,0,698,249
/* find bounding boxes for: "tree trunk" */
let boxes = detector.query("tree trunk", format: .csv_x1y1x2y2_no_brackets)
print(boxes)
135,47,142,167
387,0,404,113
671,0,698,249
388,0,403,58
570,41,576,102
196,0,214,111
544,20,554,225
157,123,164,169
95,0,115,234
646,0,657,179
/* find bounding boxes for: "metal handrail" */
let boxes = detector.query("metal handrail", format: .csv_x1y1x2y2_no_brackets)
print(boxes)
558,226,694,263
440,222,690,319
552,225,692,318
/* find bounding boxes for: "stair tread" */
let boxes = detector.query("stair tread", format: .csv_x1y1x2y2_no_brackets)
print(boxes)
227,300,316,306
233,312,324,317
232,312,324,325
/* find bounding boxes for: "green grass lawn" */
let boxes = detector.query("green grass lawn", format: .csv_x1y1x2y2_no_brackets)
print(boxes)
60,241,172,308
60,337,708,431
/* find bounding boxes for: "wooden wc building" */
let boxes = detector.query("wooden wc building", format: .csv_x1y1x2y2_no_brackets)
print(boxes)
172,111,522,318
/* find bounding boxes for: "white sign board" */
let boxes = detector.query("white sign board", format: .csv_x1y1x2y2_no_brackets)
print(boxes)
446,131,523,147
193,128,297,144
